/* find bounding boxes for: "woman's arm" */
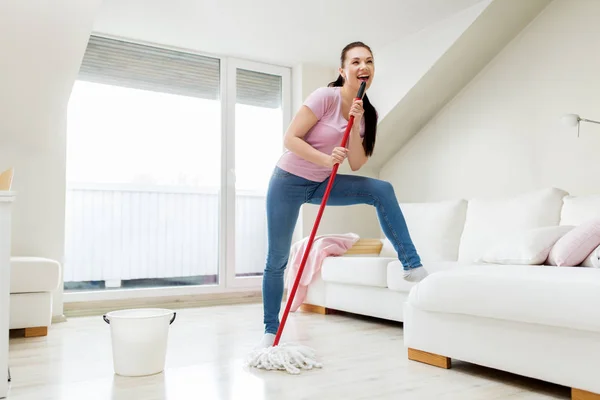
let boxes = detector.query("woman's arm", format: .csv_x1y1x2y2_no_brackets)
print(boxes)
283,106,345,167
346,124,368,171
346,100,368,171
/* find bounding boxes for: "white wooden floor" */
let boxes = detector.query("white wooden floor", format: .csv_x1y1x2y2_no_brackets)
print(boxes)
7,303,569,400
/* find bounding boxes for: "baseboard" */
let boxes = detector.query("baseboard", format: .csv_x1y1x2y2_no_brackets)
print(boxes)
64,290,263,317
52,314,67,324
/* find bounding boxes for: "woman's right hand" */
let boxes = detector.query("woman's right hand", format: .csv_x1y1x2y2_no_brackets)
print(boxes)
324,147,348,167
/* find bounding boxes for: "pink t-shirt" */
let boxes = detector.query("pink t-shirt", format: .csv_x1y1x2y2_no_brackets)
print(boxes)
276,86,365,182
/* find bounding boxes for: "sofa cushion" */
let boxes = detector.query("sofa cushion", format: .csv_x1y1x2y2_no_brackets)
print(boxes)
403,199,468,262
560,194,600,225
321,256,393,288
387,260,463,292
381,199,467,263
10,257,61,293
407,264,600,333
458,187,568,263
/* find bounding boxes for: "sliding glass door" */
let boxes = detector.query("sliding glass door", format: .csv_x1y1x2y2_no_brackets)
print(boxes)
64,36,290,298
226,61,290,288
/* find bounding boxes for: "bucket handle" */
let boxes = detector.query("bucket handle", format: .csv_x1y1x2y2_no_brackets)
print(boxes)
102,312,176,324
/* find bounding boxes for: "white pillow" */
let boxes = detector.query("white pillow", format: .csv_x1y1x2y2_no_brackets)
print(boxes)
458,188,568,263
398,199,468,262
560,194,600,225
481,225,574,265
379,199,468,262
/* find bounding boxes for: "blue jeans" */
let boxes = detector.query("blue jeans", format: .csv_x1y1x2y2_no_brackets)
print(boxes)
262,166,422,334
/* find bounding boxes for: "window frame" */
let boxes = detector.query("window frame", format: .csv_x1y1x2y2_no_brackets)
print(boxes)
63,35,291,303
224,58,292,290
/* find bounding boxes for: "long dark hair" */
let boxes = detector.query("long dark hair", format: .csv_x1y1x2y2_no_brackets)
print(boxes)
328,41,378,157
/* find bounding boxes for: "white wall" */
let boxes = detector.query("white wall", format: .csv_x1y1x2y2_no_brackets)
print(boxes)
380,0,600,202
0,0,102,318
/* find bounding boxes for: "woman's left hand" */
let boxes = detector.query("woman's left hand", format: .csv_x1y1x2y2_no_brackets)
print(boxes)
349,99,364,122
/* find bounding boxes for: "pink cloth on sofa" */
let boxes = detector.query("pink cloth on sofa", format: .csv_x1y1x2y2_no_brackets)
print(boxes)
285,233,360,312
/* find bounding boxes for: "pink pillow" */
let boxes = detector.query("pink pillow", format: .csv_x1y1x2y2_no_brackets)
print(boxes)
547,218,600,266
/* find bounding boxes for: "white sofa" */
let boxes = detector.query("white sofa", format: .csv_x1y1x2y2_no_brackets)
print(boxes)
9,257,61,337
302,187,600,399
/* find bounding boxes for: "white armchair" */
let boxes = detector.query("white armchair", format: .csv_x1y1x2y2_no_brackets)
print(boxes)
1,168,61,338
9,257,61,337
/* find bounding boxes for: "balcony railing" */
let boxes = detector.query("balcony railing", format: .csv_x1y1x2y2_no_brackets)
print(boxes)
63,183,267,284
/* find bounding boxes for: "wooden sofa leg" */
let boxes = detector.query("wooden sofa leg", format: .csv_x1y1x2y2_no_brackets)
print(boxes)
408,348,451,369
10,326,48,338
25,327,48,337
572,388,600,400
299,304,335,315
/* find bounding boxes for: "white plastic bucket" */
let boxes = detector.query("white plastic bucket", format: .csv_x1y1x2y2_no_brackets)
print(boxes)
103,308,176,377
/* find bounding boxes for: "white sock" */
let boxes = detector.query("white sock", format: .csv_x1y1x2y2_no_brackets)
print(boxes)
256,333,276,349
403,266,428,282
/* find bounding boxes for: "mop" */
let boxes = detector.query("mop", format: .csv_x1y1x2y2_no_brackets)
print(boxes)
246,81,367,375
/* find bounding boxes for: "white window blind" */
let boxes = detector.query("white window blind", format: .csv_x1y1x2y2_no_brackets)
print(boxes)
236,68,282,109
79,35,220,100
78,35,284,109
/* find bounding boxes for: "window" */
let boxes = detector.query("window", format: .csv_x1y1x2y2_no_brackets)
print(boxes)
233,67,285,280
64,36,290,298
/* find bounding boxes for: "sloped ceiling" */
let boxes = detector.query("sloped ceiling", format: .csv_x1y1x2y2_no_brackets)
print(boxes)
368,0,553,168
91,0,484,68
93,0,553,171
0,0,102,147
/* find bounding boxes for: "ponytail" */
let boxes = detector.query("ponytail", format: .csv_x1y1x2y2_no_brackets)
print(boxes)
328,74,378,157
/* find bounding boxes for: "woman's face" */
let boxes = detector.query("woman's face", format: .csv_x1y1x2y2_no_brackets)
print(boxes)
340,46,375,93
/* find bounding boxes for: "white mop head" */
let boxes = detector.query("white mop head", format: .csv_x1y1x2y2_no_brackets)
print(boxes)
246,342,323,375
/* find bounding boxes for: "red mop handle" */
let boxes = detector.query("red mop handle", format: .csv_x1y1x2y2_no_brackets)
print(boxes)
273,81,366,347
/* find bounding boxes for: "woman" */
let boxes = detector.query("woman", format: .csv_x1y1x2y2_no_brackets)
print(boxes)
259,42,427,347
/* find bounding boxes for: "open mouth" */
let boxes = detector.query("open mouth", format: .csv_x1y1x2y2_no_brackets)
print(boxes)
358,75,370,82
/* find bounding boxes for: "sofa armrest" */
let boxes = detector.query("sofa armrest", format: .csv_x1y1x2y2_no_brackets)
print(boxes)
345,238,383,255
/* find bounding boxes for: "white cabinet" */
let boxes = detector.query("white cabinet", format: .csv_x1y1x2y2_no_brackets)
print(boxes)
0,193,15,399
